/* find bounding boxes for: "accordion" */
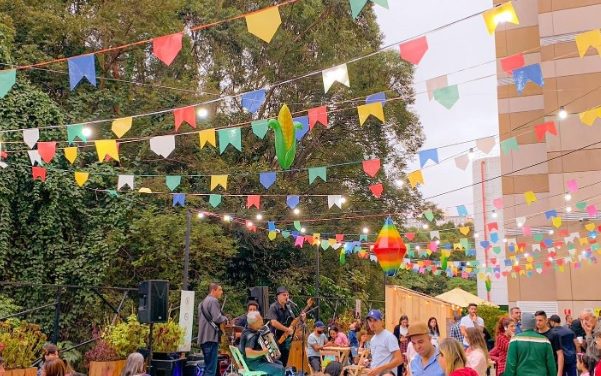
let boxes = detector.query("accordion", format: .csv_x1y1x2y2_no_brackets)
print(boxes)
257,324,281,363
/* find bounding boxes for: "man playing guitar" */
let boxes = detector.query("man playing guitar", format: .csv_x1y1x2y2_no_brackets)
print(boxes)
198,283,229,376
266,287,306,367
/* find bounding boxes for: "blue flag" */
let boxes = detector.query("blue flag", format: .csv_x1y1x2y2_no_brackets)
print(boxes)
241,89,266,113
68,55,97,90
259,172,276,189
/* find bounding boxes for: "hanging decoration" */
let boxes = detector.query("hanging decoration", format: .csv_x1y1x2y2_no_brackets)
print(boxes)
269,104,302,169
372,217,407,276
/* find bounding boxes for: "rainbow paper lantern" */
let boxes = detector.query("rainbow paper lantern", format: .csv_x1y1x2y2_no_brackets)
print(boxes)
373,217,407,276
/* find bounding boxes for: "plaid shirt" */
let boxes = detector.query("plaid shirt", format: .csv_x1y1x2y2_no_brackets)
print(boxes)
450,322,464,343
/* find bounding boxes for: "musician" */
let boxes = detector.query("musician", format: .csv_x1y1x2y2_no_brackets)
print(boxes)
235,300,260,328
197,283,228,376
266,286,305,367
240,311,285,376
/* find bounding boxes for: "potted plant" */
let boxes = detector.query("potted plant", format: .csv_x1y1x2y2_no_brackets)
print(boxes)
0,319,46,376
84,328,123,376
152,319,184,354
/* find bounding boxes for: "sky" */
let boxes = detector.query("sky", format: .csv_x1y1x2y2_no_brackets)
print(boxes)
376,0,499,215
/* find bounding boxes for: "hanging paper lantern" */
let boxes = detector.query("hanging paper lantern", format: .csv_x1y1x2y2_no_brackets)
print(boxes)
373,217,407,276
269,104,302,169
485,276,492,292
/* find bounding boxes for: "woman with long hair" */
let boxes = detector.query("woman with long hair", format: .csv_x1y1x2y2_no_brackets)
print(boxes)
393,315,409,376
489,317,515,376
464,327,490,376
437,338,478,376
121,353,146,376
43,359,66,376
428,317,440,346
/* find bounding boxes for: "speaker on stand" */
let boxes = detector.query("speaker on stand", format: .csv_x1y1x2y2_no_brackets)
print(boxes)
138,280,169,370
247,286,269,317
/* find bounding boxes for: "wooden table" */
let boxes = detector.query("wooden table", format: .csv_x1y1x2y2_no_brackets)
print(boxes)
321,346,352,365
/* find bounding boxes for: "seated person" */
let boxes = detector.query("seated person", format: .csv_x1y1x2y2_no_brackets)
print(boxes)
326,326,350,347
308,321,328,372
239,311,285,376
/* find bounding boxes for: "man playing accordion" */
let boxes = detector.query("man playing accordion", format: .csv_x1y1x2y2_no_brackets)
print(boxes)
239,311,286,376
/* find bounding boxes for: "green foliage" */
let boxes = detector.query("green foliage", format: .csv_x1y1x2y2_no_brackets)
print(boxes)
153,319,184,353
106,315,149,358
0,294,22,318
0,319,47,369
57,341,82,367
446,278,477,295
477,305,507,337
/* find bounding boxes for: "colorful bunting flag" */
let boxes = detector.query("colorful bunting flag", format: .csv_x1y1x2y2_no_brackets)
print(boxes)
456,205,468,217
251,120,269,139
32,166,46,182
68,54,97,90
476,136,496,154
424,210,434,222
245,6,282,43
327,195,343,209
455,155,469,170
369,183,383,198
500,137,519,154
259,172,276,189
512,64,544,94
149,135,176,158
241,89,266,113
575,29,601,58
357,102,385,125
500,53,525,74
322,64,350,92
418,148,439,168
308,166,327,184
534,121,557,142
0,69,16,98
294,116,309,141
173,106,196,131
247,195,261,209
67,124,87,144
74,171,89,187
218,128,242,153
23,128,39,149
433,85,459,109
112,117,132,138
210,175,228,191
165,176,181,191
362,159,380,177
308,106,328,129
482,1,519,34
524,191,537,205
27,150,42,166
37,142,56,163
153,33,183,66
117,175,134,190
95,140,120,162
566,179,578,193
64,147,78,164
426,75,448,100
399,36,428,65
199,128,217,148
287,195,300,209
172,193,186,207
349,0,389,19
209,194,222,208
407,170,424,188
579,107,601,126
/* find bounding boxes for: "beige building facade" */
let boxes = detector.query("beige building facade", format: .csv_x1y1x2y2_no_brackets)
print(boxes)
495,0,601,314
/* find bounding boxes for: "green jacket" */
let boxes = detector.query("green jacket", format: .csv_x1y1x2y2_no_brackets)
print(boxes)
504,330,557,376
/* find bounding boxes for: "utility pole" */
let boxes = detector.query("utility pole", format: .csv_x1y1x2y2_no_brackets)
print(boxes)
183,209,191,291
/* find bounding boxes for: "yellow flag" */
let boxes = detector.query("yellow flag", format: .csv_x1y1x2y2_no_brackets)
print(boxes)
524,191,537,205
74,171,89,187
575,29,601,58
64,147,78,164
199,129,216,148
95,139,120,162
552,216,562,228
245,6,282,43
112,117,133,138
210,175,228,191
585,222,596,231
459,226,470,235
579,237,589,246
328,238,336,246
357,102,385,126
268,231,277,241
313,233,321,245
482,1,519,34
407,170,424,188
579,107,601,126
139,187,152,193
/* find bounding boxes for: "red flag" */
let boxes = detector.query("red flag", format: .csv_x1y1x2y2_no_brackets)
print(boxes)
173,106,196,131
500,53,525,74
362,159,380,177
37,142,56,163
336,234,344,242
559,229,569,237
246,195,261,209
399,36,428,65
369,183,383,198
32,166,46,182
487,222,499,232
153,33,183,66
534,121,557,142
308,106,328,130
405,232,415,241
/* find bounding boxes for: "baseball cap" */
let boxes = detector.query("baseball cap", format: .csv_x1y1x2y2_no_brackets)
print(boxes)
406,322,429,338
315,321,326,329
366,309,383,321
276,286,288,295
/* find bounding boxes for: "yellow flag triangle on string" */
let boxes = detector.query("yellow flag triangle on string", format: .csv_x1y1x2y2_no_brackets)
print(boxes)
245,6,282,43
575,29,601,58
313,233,321,245
579,107,601,126
552,216,562,228
95,139,120,162
112,117,133,138
210,175,228,191
74,171,89,187
199,129,216,148
524,190,537,205
357,102,385,125
407,170,424,188
482,1,519,35
64,147,78,164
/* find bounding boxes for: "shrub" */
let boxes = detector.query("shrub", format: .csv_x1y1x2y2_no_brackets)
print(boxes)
0,319,47,369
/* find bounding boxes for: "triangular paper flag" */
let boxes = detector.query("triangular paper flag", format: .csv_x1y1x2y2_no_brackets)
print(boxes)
308,106,328,129
459,226,470,235
424,210,434,222
407,170,424,188
524,191,537,205
369,183,383,198
308,166,327,184
117,175,134,190
245,6,282,43
366,92,386,105
476,136,496,154
349,0,388,19
218,128,242,153
64,147,78,164
566,179,578,193
500,137,519,154
32,166,46,182
322,64,350,93
579,107,601,126
294,115,309,141
27,150,42,166
210,175,228,191
149,135,176,158
74,171,89,187
209,194,222,208
199,128,216,148
251,120,269,139
357,102,384,125
166,176,181,191
362,159,380,177
67,124,87,144
534,121,557,142
482,1,519,34
552,217,562,228
68,54,96,90
456,205,468,217
328,195,343,209
575,29,601,58
241,89,266,113
455,154,469,170
512,64,544,94
173,106,196,131
287,195,300,209
399,36,428,65
259,172,276,189
247,195,261,209
23,128,39,149
0,69,16,98
426,75,448,101
493,198,503,209
112,117,132,138
172,193,186,207
433,85,459,109
153,33,183,66
418,148,439,168
500,53,525,74
95,140,119,162
37,142,56,163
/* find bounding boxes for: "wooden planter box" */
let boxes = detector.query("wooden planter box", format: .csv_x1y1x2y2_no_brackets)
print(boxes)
88,360,126,376
5,368,37,376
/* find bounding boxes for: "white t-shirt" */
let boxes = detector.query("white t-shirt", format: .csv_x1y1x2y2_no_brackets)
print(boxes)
307,332,327,357
370,329,400,375
466,348,487,376
460,315,484,346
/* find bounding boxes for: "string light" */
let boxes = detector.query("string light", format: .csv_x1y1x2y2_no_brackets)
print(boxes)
293,208,301,215
197,107,209,119
223,214,232,222
300,227,306,234
474,232,479,238
558,106,568,120
362,227,369,234
435,239,440,245
564,193,572,202
548,229,554,235
492,210,498,218
197,212,205,219
422,223,429,230
341,197,347,204
256,213,263,220
394,180,404,188
566,206,572,213
246,221,254,228
468,148,475,160
503,238,508,243
82,127,93,138
415,245,421,250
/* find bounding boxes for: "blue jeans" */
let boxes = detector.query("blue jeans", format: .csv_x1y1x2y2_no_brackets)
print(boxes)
563,362,577,376
201,341,219,376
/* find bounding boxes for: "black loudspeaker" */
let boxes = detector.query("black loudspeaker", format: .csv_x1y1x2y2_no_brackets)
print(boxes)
248,286,269,317
138,280,169,323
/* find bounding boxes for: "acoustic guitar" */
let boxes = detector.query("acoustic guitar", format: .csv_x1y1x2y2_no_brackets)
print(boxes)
277,297,315,344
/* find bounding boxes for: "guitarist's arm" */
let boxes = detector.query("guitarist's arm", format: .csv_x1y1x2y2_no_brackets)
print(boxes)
208,299,228,324
270,319,294,335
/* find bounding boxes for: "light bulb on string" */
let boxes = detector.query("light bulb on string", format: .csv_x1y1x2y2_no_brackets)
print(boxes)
468,148,475,160
558,106,568,120
256,213,263,220
394,179,404,188
362,227,369,234
246,221,254,228
548,229,554,235
492,210,498,218
223,214,232,222
564,193,572,202
474,232,479,239
422,223,429,230
82,127,93,138
566,206,572,213
197,212,205,219
293,208,301,215
300,227,306,234
197,107,209,119
341,197,347,204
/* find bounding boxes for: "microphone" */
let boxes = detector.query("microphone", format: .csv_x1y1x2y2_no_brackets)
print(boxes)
287,298,299,307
